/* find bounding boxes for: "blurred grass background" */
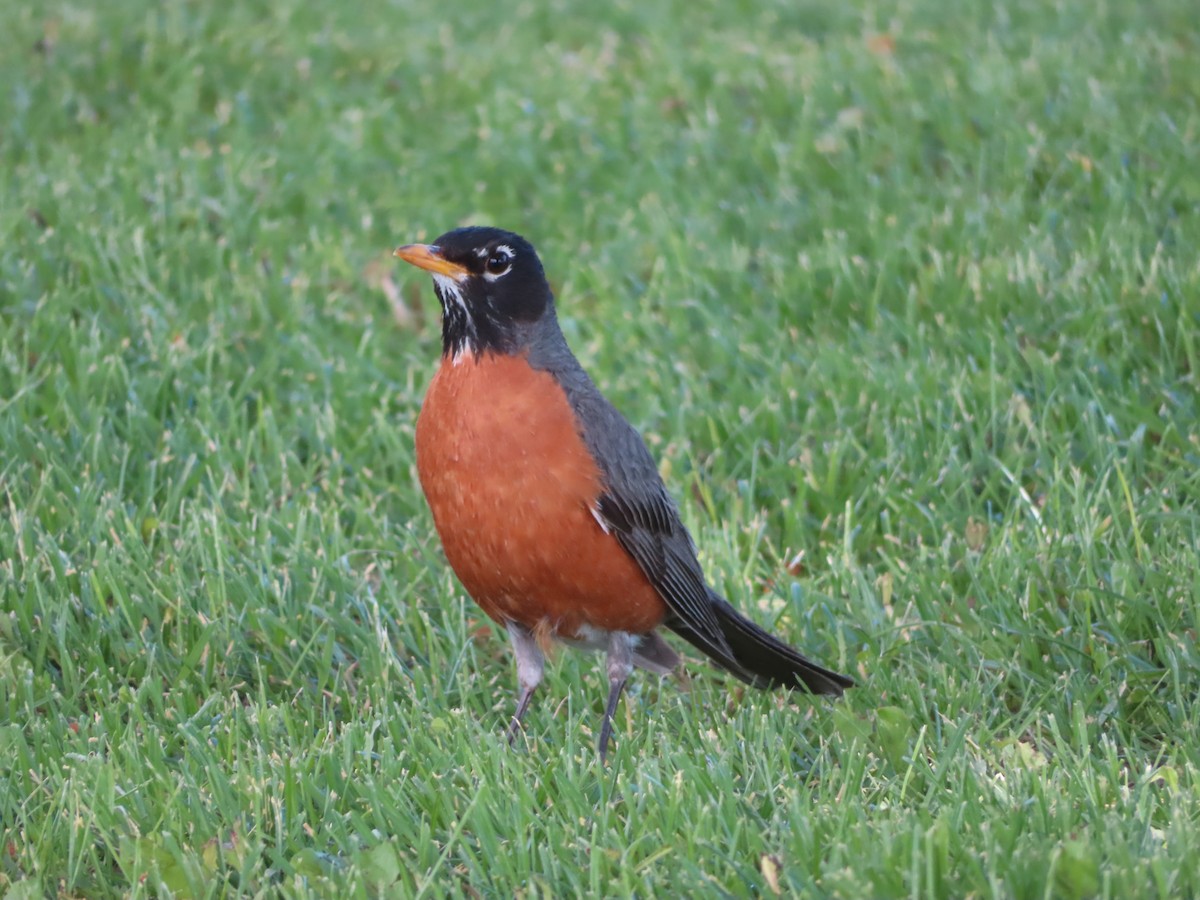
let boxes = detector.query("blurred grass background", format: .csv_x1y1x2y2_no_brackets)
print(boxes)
1,0,1198,896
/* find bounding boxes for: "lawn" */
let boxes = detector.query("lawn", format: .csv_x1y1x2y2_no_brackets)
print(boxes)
1,0,1198,896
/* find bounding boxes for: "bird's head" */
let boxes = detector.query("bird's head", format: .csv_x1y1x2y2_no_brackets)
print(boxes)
394,226,555,360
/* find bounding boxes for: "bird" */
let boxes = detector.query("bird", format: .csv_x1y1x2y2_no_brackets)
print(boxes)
394,226,853,761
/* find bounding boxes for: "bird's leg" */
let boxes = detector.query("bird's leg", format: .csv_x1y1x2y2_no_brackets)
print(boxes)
598,631,635,763
504,622,545,745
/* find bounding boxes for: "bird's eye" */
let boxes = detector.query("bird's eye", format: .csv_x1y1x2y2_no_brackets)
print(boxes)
485,251,512,274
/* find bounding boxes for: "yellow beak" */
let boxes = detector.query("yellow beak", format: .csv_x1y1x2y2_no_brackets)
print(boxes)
393,243,470,280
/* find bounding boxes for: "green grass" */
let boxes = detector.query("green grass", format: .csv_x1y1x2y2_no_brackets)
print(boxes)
2,0,1198,896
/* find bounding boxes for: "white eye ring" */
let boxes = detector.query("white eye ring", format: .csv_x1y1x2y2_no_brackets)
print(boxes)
483,246,514,281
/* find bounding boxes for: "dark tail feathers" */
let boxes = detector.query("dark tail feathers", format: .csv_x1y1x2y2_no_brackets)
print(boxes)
667,590,854,696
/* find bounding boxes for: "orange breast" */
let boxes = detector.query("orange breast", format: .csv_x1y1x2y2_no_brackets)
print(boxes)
415,352,667,638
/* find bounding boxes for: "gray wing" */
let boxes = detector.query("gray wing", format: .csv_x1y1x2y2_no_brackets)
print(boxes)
532,337,853,694
585,407,850,692
558,369,735,656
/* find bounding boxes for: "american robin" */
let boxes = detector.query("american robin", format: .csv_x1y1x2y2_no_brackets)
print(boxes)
394,226,853,761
